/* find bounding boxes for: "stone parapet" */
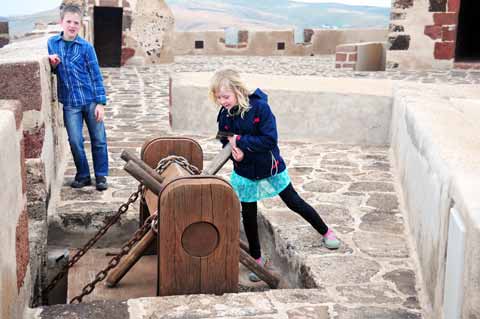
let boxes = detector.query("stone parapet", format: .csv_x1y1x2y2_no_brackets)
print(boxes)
0,100,29,319
173,28,388,56
170,72,393,145
390,83,480,319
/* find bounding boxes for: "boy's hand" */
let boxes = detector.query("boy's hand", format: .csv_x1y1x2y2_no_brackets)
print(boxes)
95,104,105,122
48,54,61,68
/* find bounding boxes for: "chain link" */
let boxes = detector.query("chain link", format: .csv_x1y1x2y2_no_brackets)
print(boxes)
42,184,144,297
69,213,157,303
155,155,200,176
45,156,199,303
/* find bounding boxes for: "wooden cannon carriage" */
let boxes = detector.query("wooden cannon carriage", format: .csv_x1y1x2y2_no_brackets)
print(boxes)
105,137,279,297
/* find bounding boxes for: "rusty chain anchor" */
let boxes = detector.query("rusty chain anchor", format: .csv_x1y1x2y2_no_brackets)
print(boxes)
42,184,144,298
45,156,200,303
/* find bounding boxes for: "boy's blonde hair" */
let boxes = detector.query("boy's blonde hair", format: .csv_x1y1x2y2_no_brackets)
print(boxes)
208,68,250,117
60,1,83,20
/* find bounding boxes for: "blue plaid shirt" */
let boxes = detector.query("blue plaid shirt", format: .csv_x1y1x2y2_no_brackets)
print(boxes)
47,33,106,107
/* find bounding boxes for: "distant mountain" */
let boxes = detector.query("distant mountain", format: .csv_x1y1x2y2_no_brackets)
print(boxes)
7,8,58,38
165,0,390,30
5,1,389,39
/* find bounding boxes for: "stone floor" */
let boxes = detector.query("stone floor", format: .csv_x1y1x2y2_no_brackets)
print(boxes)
40,55,440,318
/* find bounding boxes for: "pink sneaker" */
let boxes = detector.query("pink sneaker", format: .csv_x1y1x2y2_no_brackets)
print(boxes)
323,229,340,249
249,257,263,282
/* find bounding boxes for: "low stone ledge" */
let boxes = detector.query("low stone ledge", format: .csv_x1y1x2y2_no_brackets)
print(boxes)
170,72,393,145
390,82,480,318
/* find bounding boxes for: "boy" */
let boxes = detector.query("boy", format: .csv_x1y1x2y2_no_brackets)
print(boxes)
48,4,109,191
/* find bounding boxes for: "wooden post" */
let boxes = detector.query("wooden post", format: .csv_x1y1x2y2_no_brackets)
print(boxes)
121,150,164,184
202,144,232,176
124,161,163,195
106,229,156,287
239,249,280,289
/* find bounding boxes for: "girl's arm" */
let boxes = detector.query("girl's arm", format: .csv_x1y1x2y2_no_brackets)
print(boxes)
236,102,277,152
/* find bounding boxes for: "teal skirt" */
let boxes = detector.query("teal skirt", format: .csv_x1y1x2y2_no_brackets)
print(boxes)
230,169,291,203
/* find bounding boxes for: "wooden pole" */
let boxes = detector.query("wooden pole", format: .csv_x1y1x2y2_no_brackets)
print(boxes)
106,229,156,287
239,249,280,289
202,144,232,176
124,161,163,195
121,150,164,184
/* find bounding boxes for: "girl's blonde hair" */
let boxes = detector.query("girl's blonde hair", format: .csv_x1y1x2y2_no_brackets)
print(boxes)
208,68,250,117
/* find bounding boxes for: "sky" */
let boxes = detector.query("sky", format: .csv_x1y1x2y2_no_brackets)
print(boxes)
1,0,391,16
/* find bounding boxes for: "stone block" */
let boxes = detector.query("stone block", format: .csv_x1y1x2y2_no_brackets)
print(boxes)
442,25,456,41
15,210,29,291
424,25,442,39
433,12,457,25
434,41,455,59
448,0,460,12
0,62,43,112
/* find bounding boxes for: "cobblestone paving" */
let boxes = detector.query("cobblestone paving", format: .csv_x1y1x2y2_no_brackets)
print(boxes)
49,55,450,318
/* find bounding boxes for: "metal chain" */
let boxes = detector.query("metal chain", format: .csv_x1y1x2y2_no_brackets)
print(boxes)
42,184,144,297
69,213,157,303
155,155,200,176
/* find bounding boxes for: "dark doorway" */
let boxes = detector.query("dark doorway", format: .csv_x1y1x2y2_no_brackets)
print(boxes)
94,7,123,67
455,0,480,62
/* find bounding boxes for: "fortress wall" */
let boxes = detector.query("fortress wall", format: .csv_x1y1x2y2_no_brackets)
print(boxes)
173,28,387,56
0,36,68,307
0,101,31,319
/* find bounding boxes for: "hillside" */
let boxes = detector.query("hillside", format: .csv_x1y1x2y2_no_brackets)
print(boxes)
5,0,389,38
165,0,390,30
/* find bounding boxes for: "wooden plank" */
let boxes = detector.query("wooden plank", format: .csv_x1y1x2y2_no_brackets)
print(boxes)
200,182,216,293
179,181,202,294
158,188,176,296
225,184,240,291
67,249,156,303
141,137,203,171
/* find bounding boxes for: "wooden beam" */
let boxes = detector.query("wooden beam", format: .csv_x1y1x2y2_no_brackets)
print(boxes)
239,249,280,289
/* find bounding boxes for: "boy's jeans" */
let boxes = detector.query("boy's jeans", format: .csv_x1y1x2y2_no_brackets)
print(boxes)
63,103,109,180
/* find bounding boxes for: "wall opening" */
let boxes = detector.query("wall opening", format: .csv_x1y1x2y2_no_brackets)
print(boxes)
195,40,204,49
455,0,480,62
94,6,123,67
277,42,285,50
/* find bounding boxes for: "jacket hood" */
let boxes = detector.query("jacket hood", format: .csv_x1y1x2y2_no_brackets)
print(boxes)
249,88,268,103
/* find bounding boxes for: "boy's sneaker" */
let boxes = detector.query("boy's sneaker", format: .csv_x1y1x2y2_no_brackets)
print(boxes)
248,257,263,282
96,176,108,191
71,177,91,188
323,228,340,250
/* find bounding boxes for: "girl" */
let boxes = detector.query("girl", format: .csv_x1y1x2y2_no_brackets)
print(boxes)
209,69,340,281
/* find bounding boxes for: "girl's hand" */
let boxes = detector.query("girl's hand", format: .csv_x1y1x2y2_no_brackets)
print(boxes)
95,104,105,122
227,135,237,148
48,54,61,67
231,146,244,162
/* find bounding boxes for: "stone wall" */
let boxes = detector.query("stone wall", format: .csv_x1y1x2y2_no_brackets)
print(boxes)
390,83,480,319
387,0,479,69
173,28,388,56
0,36,68,307
170,72,393,145
0,21,9,48
0,100,30,319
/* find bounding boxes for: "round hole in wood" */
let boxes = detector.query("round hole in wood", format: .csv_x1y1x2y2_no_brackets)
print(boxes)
181,222,219,257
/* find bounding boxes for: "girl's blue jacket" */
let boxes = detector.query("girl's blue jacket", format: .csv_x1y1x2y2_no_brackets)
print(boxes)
217,88,286,180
